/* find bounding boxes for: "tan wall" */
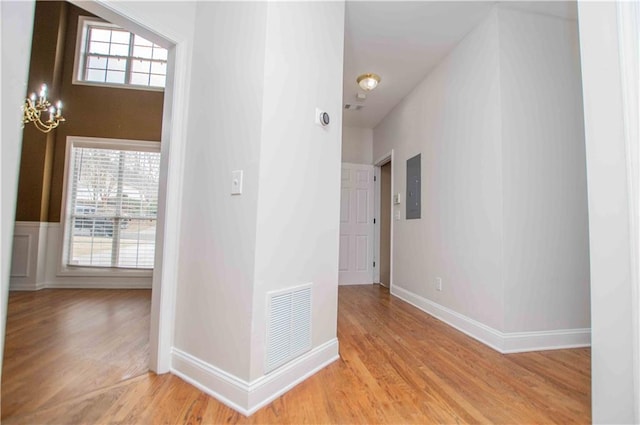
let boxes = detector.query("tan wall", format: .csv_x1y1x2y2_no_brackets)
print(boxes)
16,1,67,222
16,1,164,222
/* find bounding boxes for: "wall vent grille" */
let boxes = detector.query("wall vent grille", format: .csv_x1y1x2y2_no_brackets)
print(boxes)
265,284,312,373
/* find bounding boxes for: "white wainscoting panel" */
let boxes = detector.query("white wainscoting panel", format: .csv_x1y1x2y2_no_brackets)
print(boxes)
10,235,30,278
10,222,152,290
392,285,591,353
10,222,48,290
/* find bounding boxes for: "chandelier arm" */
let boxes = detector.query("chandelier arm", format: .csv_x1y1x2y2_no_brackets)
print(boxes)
32,119,57,133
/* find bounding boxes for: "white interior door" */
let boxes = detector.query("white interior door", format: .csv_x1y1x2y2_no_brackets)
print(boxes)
339,163,374,285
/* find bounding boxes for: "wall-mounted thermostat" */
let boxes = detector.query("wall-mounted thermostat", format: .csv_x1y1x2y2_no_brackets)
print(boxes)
315,108,330,127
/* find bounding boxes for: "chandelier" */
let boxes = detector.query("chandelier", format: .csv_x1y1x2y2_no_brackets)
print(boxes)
23,84,65,133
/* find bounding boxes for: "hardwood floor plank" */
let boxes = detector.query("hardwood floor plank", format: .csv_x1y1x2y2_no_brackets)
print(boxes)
2,289,151,419
2,285,591,424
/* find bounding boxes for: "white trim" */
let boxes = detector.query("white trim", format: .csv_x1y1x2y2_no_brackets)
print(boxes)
72,80,165,92
56,268,153,278
8,282,46,292
150,37,191,374
69,136,161,152
12,221,49,229
171,349,250,415
502,328,591,353
374,150,394,290
392,285,591,353
372,166,381,284
42,280,151,289
618,1,640,421
171,338,339,416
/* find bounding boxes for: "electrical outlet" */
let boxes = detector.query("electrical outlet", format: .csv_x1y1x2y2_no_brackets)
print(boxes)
435,277,442,292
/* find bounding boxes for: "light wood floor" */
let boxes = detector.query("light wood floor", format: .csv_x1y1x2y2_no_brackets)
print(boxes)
1,285,591,424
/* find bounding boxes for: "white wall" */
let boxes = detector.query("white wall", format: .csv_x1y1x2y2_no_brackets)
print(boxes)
173,1,268,382
251,1,345,381
373,6,590,349
170,1,345,413
374,10,505,331
578,2,638,422
342,126,373,164
0,0,36,385
498,8,590,332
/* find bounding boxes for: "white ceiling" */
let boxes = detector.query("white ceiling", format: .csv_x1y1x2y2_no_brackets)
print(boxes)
342,1,577,129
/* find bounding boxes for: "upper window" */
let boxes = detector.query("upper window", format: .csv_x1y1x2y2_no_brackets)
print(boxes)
74,16,168,90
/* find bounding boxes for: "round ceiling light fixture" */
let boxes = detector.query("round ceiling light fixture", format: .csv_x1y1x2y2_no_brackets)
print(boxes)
357,73,381,91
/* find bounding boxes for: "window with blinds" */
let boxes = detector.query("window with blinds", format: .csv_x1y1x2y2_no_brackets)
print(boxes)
64,138,161,270
74,16,168,89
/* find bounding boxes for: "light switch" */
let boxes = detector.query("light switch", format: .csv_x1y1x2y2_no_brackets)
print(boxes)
231,170,243,195
394,210,401,221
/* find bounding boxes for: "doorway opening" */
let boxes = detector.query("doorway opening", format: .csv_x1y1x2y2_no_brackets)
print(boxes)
373,150,394,290
379,161,392,288
2,0,182,418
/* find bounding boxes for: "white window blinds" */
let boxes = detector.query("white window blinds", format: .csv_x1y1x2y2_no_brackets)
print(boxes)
66,141,161,269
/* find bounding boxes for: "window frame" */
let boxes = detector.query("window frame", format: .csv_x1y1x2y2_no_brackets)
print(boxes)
72,16,166,92
59,136,161,277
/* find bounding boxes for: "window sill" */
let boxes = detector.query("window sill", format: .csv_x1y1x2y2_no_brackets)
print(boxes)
71,79,165,93
57,266,153,278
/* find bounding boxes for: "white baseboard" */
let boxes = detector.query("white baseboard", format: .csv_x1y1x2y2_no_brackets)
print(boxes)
8,281,46,291
391,285,590,353
171,338,339,416
171,349,253,415
501,327,591,353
